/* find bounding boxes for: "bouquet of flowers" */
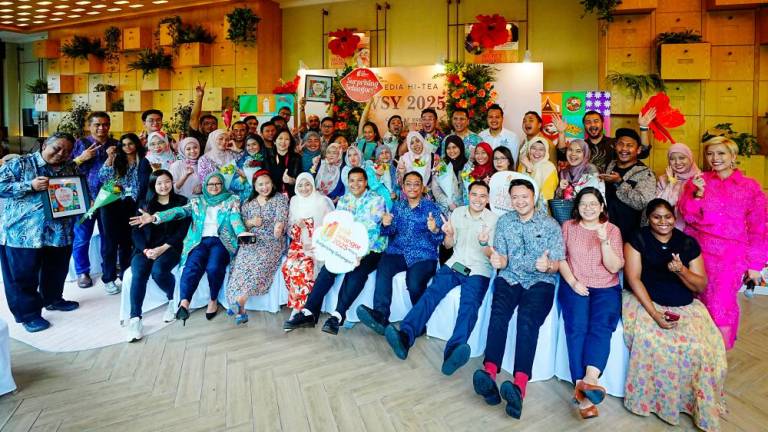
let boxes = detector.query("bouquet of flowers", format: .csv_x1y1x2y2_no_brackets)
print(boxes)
79,179,121,224
219,163,237,189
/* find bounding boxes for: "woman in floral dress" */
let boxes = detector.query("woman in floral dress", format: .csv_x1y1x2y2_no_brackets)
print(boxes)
281,173,334,320
226,169,288,324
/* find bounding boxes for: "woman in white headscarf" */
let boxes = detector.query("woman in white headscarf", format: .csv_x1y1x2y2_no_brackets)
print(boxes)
398,131,434,186
146,131,177,170
198,129,237,184
340,145,364,192
169,137,203,198
518,136,558,201
313,142,344,200
282,172,335,319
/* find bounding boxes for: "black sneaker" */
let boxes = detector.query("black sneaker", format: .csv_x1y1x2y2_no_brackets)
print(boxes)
45,299,80,312
500,381,523,419
356,305,387,335
384,325,409,360
472,369,501,405
441,343,471,376
322,316,340,335
283,313,316,331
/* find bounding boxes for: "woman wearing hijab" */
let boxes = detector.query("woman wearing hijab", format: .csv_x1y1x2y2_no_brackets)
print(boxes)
146,131,177,171
469,142,494,184
432,134,471,215
230,135,268,202
267,129,302,196
129,172,249,324
341,146,364,192
226,170,289,325
656,143,700,230
282,172,335,319
518,136,558,201
301,131,323,174
169,137,203,199
555,139,604,200
398,131,434,186
365,145,399,202
198,129,238,183
313,142,344,200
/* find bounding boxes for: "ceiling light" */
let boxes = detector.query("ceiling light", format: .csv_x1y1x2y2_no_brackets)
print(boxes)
129,4,143,8
37,1,52,5
18,23,29,27
0,20,11,24
18,4,33,8
54,5,70,9
0,14,10,18
114,0,129,3
76,1,92,4
18,12,31,15
154,0,169,3
85,11,98,14
93,4,106,8
107,7,121,11
17,17,30,21
34,15,47,18
38,9,50,12
0,1,12,5
33,20,44,23
71,8,84,12
52,11,65,15
50,17,61,21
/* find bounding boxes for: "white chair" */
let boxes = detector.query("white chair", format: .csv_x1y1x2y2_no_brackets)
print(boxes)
66,231,102,281
0,318,16,396
554,314,629,397
320,270,414,323
425,284,494,358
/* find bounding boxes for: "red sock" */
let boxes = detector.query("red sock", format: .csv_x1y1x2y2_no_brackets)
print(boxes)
484,361,498,380
514,372,529,398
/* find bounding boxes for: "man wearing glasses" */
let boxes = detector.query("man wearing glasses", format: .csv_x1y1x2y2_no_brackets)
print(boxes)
70,112,118,288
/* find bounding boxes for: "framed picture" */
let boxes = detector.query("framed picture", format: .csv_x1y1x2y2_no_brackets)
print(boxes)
304,75,333,103
43,176,90,220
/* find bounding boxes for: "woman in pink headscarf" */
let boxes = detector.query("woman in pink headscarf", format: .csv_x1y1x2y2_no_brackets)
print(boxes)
678,136,767,350
656,143,700,230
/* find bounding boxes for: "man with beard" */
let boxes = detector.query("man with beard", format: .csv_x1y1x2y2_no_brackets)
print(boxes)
229,121,248,155
382,115,407,157
441,108,482,158
479,104,520,160
601,128,656,240
519,111,557,166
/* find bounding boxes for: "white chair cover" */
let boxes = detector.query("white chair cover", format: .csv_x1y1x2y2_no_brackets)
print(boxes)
0,318,17,396
425,285,493,358
66,231,102,281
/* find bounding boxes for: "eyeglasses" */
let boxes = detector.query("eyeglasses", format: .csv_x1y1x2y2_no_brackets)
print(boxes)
403,182,422,188
578,202,601,209
145,118,163,124
207,182,223,187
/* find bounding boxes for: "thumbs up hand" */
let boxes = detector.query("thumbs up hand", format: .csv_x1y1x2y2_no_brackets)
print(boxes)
478,223,490,245
427,212,438,233
489,248,506,269
382,212,393,227
596,223,608,242
535,249,551,273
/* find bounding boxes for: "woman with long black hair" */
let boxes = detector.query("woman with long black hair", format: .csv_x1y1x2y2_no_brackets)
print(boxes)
267,129,302,196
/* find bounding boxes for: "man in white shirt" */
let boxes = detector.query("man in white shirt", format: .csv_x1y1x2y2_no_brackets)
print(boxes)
479,104,520,166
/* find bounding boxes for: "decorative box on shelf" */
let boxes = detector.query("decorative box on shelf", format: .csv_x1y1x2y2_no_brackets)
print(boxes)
47,112,63,135
73,75,89,94
152,91,173,114
660,43,711,80
34,94,61,112
212,42,235,65
122,27,151,51
89,92,113,112
141,70,172,91
47,75,74,94
202,87,235,111
234,44,258,64
71,93,89,107
158,23,174,46
74,55,104,74
172,68,192,90
33,40,60,59
179,43,212,67
615,0,658,13
119,71,139,91
172,90,192,110
123,90,153,112
704,81,754,116
108,112,137,133
191,67,213,87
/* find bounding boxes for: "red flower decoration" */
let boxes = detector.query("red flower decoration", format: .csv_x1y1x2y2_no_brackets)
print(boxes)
273,75,300,94
336,121,348,130
328,28,361,59
469,14,510,49
641,92,686,143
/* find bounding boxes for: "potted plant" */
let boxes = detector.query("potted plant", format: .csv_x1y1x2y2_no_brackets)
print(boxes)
157,16,181,47
129,48,173,90
62,35,105,74
163,101,194,139
580,0,623,22
226,7,261,45
28,79,58,112
703,123,761,157
104,26,121,72
655,30,709,80
26,79,49,94
176,21,216,67
57,101,91,138
606,71,666,101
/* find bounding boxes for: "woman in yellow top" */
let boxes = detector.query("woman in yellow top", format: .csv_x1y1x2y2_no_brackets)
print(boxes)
518,136,558,201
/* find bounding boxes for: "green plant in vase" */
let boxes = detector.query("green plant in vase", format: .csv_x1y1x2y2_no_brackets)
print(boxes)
702,123,761,157
104,26,121,68
111,99,124,112
163,101,194,135
226,7,261,45
26,79,49,94
61,35,105,60
128,48,173,77
606,72,666,101
580,0,623,22
58,101,91,138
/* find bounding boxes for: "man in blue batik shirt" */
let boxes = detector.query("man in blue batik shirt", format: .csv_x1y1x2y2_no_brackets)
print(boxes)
0,133,82,332
357,171,444,334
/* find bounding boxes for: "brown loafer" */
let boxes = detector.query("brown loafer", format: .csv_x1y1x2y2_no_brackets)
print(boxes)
577,380,607,405
579,404,599,419
572,381,585,404
77,273,93,288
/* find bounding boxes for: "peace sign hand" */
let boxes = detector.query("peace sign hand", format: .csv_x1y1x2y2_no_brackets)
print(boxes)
667,253,684,274
79,142,102,162
440,214,454,238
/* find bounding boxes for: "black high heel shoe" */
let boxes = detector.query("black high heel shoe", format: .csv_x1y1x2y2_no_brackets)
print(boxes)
205,304,219,321
176,305,190,326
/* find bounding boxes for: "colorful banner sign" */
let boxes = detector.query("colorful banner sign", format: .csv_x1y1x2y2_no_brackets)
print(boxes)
314,210,370,274
540,91,612,148
340,68,384,102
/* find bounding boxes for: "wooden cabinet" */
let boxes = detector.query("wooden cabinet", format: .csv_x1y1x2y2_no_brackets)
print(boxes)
122,27,151,51
73,75,89,94
74,55,104,74
104,59,120,73
59,57,75,75
710,46,755,80
737,155,766,187
119,52,138,72
47,59,61,76
609,88,645,115
212,42,235,65
657,0,701,12
88,74,104,92
48,75,74,94
615,0,657,13
103,73,120,87
705,10,756,46
607,48,651,74
235,44,259,64
34,94,61,112
152,91,173,115
179,43,212,67
47,112,63,135
655,12,702,34
667,115,701,147
34,40,60,59
107,112,136,133
665,82,701,114
72,93,89,107
202,87,234,111
704,115,753,135
89,92,111,112
123,90,153,112
191,67,213,87
172,90,192,110
758,81,768,116
661,43,711,80
704,81,753,116
141,70,172,91
158,23,174,46
172,68,192,90
707,0,768,9
235,64,258,88
212,65,235,88
608,14,652,48
119,71,138,91
760,8,768,45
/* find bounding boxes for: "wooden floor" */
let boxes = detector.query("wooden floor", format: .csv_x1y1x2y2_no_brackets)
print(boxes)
0,295,766,432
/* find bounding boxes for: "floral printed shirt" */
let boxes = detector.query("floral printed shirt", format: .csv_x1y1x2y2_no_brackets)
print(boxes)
0,152,80,248
72,135,118,200
336,189,387,253
381,198,444,265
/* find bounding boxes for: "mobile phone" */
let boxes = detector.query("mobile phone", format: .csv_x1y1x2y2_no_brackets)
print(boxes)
451,262,471,276
663,311,680,322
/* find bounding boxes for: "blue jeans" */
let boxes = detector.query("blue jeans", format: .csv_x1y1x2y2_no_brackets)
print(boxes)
373,254,437,321
100,198,136,283
559,281,621,381
129,249,181,318
483,278,555,377
72,212,105,275
179,237,230,302
0,245,72,323
303,252,381,322
400,265,489,357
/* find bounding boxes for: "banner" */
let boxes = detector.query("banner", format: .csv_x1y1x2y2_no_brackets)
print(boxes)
300,63,543,138
540,91,612,148
313,210,370,274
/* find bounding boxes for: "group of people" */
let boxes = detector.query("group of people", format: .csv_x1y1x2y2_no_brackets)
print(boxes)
0,87,766,431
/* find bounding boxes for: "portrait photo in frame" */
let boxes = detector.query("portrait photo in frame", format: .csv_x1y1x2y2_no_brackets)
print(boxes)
304,75,333,103
43,176,90,220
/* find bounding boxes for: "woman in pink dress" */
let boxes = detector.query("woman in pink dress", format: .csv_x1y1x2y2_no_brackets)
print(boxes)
678,136,767,349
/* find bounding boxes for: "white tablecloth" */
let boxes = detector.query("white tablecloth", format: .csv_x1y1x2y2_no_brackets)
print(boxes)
0,318,17,395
